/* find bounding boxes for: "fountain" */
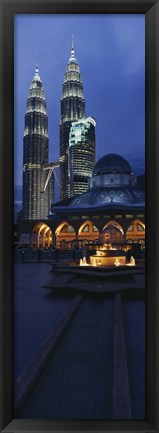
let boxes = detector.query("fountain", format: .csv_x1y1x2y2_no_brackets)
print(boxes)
79,232,136,268
90,242,126,267
79,249,136,268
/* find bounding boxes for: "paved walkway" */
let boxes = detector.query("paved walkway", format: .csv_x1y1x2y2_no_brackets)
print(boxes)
14,264,145,420
14,264,73,379
122,299,145,419
18,297,114,419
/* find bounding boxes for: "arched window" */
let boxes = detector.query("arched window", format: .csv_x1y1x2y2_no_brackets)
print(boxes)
126,238,134,243
61,224,75,233
127,224,133,231
93,225,98,232
82,225,89,232
137,223,144,231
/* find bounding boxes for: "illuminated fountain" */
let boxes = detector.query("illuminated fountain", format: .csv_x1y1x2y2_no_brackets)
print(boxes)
87,230,124,266
79,231,136,268
79,249,136,267
90,242,126,267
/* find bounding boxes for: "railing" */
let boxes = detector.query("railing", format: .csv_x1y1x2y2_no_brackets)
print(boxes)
14,248,86,263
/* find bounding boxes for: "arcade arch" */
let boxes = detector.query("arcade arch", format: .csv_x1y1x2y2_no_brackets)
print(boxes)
78,220,99,245
32,222,53,248
100,220,124,244
126,219,145,243
55,222,76,249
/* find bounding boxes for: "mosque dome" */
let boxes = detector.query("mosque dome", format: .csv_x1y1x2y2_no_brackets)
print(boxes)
69,153,145,208
93,154,132,176
69,186,145,207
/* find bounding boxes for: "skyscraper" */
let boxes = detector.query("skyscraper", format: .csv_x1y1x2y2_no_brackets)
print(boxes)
60,38,85,200
22,65,54,220
69,117,96,197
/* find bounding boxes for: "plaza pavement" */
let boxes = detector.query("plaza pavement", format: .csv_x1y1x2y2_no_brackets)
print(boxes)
14,263,73,379
14,262,145,420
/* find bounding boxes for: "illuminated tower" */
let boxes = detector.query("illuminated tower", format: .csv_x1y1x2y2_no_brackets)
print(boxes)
69,117,96,196
22,64,53,220
60,37,85,199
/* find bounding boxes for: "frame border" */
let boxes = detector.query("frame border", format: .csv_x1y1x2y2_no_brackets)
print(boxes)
0,0,159,432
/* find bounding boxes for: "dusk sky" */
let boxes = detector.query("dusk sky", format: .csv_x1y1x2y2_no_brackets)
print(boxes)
14,14,145,202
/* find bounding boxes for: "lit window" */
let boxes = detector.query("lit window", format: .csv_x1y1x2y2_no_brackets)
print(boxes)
126,214,133,218
93,226,98,232
127,225,133,231
61,225,75,233
82,225,89,232
137,224,144,231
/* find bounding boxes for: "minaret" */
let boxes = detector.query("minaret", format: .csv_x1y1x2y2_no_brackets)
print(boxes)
60,37,85,199
22,64,53,220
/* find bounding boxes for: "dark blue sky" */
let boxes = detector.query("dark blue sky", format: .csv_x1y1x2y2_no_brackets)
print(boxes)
14,14,145,197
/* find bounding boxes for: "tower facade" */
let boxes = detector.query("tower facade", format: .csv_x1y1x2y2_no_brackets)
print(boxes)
22,65,53,220
60,40,85,200
69,117,96,197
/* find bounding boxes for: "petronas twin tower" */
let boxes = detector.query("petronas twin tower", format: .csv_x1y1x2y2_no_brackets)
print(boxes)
22,39,96,220
22,66,53,220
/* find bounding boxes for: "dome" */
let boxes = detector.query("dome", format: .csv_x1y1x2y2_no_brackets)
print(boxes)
93,154,132,176
69,153,145,208
69,186,145,208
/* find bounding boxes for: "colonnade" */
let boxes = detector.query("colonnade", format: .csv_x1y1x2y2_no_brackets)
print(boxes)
31,219,145,249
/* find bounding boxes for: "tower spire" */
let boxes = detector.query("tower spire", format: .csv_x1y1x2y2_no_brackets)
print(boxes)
34,55,41,81
72,34,74,50
70,35,75,61
35,55,39,74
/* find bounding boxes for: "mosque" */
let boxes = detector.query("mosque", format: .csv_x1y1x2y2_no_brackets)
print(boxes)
18,153,145,250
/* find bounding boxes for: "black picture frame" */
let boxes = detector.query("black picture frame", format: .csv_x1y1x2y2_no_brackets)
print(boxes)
0,0,159,432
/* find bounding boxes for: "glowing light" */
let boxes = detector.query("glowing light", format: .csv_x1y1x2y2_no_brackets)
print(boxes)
127,256,136,266
83,256,87,265
91,257,97,266
79,257,89,266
